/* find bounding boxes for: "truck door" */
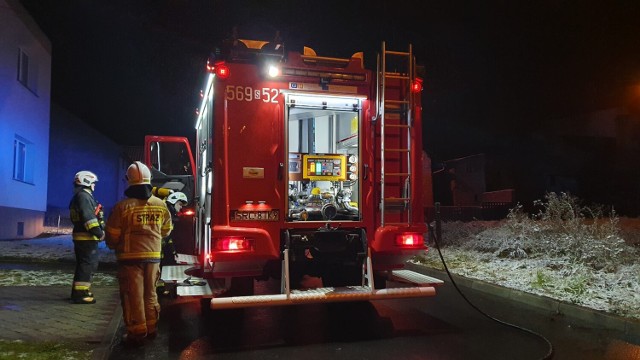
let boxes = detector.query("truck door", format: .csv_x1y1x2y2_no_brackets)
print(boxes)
144,135,196,254
218,84,284,227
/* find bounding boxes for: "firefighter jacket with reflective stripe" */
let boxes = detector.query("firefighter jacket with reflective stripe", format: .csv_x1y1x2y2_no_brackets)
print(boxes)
69,188,104,241
105,195,172,262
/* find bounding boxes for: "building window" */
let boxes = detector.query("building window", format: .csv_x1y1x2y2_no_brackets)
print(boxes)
17,49,29,86
13,136,34,184
17,48,38,94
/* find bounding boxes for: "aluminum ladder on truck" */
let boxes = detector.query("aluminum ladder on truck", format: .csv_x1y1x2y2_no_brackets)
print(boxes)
378,42,415,226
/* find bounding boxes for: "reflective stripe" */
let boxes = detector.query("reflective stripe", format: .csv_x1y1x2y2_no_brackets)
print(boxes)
86,222,100,230
121,205,169,217
117,252,161,260
73,232,98,240
73,281,91,290
85,218,99,230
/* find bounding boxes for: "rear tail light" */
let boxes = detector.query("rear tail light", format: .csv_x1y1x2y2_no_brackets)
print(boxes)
411,77,423,93
395,233,424,247
214,237,254,252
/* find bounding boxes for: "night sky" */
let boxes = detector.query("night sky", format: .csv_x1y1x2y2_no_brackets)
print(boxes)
18,0,640,161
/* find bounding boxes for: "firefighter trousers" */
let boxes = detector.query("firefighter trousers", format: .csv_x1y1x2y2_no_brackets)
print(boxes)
72,240,99,293
117,262,161,338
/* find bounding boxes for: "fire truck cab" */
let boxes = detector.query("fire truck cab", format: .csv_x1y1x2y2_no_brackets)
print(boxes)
148,38,442,310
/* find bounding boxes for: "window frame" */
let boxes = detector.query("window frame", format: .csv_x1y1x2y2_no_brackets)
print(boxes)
17,48,29,87
16,48,38,95
13,136,34,185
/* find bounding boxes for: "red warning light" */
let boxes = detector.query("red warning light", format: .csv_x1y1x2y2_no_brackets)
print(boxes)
215,63,230,80
205,60,230,80
411,77,423,93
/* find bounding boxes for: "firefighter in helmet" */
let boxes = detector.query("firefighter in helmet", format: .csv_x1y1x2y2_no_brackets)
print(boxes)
69,170,105,304
105,161,173,347
148,188,188,267
155,191,188,296
162,191,188,265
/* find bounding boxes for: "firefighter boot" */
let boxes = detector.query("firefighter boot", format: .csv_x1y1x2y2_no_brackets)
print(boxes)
70,289,93,298
70,289,96,304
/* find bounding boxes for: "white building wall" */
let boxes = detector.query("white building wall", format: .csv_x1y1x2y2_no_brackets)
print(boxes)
0,0,51,238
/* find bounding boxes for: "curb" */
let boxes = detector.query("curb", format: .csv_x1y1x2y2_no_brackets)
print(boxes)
92,302,122,360
406,262,640,339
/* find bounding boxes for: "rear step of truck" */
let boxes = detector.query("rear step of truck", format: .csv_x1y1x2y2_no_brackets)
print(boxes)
162,254,219,297
208,268,443,309
204,249,443,309
388,269,444,287
167,251,443,308
175,253,199,265
160,264,224,297
209,284,436,309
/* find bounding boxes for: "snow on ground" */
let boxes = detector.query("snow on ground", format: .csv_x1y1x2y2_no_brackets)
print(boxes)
2,222,639,321
0,234,117,286
415,220,640,320
0,269,117,287
0,235,116,263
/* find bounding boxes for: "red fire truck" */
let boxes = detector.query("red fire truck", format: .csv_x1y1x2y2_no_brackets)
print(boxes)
145,38,442,310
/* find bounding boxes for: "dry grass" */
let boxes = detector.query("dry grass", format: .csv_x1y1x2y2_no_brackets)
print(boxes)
617,217,640,248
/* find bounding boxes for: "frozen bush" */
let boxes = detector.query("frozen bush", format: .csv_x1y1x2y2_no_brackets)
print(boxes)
498,192,635,270
414,196,640,319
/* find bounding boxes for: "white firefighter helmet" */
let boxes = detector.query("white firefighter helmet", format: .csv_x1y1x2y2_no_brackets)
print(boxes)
126,161,151,186
74,170,98,187
166,192,188,205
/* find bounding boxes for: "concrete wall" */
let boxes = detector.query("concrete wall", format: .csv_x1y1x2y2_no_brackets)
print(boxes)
448,154,486,206
47,104,126,222
0,0,52,239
